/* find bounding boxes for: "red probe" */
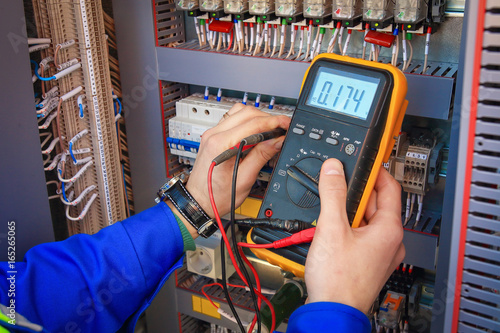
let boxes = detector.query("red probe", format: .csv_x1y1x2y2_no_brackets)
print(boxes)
238,227,316,249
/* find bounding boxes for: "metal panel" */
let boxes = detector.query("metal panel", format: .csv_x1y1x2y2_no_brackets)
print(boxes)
481,52,500,66
462,271,500,293
157,47,455,119
478,86,500,102
466,229,500,248
477,103,500,119
480,69,500,84
463,257,499,277
465,243,500,265
156,46,309,99
459,311,500,332
484,12,500,28
483,31,500,47
460,298,500,320
472,153,500,169
453,5,500,329
467,214,500,232
462,284,500,305
472,169,500,186
430,3,473,332
475,137,500,154
470,184,500,201
469,199,500,217
0,1,54,260
112,0,180,332
458,322,492,333
488,0,500,9
402,230,438,270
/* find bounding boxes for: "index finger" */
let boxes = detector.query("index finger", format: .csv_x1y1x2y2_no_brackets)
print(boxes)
372,168,402,219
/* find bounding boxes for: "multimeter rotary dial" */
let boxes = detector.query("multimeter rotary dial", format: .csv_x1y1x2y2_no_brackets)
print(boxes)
286,157,323,208
345,143,356,156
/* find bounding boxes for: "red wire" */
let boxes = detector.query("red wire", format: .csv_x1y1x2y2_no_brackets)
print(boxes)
227,30,233,50
208,161,250,286
208,161,276,332
239,247,263,333
228,285,276,333
202,282,224,308
202,281,276,333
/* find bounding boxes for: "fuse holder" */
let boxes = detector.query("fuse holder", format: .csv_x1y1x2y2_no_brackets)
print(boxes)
209,20,234,33
364,30,395,48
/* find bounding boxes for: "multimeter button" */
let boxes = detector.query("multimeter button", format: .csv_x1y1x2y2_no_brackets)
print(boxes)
309,133,321,140
345,144,356,156
326,137,339,146
292,128,305,135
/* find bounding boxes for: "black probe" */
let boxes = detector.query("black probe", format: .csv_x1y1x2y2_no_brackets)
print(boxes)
213,128,287,165
235,218,313,233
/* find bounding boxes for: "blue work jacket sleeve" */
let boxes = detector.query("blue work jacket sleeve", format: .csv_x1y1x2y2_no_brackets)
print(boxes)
287,302,371,333
0,202,184,333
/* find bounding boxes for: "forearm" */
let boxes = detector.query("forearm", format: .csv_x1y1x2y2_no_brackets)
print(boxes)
0,202,185,332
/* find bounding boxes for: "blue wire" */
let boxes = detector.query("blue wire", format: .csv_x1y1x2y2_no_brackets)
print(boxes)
30,60,55,81
61,180,69,202
69,142,77,164
79,104,84,118
116,97,122,115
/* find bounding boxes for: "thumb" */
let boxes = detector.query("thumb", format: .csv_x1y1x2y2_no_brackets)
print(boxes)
316,159,349,237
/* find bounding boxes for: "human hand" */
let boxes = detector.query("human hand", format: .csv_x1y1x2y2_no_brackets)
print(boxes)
186,103,290,220
304,159,405,314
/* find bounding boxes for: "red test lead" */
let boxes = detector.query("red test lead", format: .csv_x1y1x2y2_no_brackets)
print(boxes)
239,227,316,249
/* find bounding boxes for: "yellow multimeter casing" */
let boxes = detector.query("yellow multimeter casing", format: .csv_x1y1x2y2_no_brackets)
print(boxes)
248,53,408,277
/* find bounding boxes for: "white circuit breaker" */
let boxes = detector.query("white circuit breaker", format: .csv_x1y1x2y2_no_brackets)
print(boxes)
168,93,294,164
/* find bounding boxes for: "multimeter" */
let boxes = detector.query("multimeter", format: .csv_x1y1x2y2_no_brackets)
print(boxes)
247,53,408,277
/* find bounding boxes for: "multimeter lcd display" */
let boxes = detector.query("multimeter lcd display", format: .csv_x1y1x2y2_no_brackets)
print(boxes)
306,67,380,120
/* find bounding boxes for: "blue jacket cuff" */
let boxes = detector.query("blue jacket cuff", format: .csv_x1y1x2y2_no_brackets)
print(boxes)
287,302,371,333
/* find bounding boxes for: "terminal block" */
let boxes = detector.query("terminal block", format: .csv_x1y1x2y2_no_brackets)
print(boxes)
403,145,432,195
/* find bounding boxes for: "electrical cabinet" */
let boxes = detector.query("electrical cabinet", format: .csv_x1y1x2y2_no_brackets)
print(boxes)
111,0,500,332
3,0,497,332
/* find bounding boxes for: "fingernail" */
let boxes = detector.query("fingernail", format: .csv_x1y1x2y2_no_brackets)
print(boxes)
323,159,343,175
274,139,283,150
